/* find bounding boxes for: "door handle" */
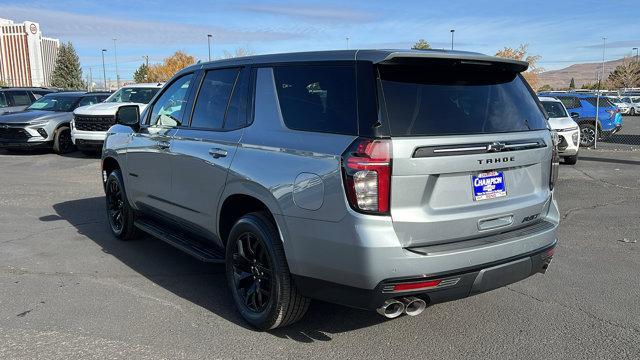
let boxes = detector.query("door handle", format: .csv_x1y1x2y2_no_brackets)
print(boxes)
157,140,170,150
209,148,228,158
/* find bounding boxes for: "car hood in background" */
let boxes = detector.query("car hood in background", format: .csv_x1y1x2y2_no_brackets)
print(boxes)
547,116,578,130
74,102,147,116
0,110,70,124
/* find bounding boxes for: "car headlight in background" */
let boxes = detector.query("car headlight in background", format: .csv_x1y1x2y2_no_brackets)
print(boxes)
572,132,579,146
558,126,579,132
28,119,50,125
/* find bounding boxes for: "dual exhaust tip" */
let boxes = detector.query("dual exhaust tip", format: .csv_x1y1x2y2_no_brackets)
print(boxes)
376,297,427,318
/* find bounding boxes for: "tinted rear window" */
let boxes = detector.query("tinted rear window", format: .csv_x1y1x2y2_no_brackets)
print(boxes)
379,64,547,136
585,97,614,108
273,65,357,135
541,101,567,118
556,96,582,109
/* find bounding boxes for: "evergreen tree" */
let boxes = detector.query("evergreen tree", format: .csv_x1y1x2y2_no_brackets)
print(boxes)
51,42,85,90
133,63,149,83
569,78,575,89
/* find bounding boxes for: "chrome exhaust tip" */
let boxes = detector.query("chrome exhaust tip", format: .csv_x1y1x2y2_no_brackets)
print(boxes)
400,297,427,316
376,299,405,319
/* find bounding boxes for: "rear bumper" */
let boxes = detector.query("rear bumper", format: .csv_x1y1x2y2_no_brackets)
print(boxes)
293,241,556,310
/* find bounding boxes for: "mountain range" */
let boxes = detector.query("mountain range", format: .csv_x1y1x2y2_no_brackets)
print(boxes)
538,58,630,89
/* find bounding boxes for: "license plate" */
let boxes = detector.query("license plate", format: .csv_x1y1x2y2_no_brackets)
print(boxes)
472,171,507,201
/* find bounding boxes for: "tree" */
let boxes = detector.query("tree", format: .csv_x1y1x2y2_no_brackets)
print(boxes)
133,63,149,83
606,57,640,89
147,51,196,82
538,84,553,92
222,47,255,59
495,44,543,89
411,39,432,50
0,79,7,87
50,42,85,90
569,78,575,89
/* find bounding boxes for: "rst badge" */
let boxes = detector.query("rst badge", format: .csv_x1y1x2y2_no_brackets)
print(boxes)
472,171,507,201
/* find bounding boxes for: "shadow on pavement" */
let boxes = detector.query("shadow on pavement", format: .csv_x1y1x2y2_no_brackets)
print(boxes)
43,196,384,342
579,156,640,166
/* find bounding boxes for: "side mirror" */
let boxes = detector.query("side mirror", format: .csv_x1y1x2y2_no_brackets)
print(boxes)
570,112,579,119
115,105,140,130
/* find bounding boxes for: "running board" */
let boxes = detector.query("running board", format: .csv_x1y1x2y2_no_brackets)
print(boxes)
134,219,225,263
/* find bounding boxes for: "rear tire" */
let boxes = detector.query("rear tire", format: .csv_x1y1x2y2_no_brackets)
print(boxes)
53,126,75,154
579,123,596,147
105,169,138,241
564,154,578,165
225,212,310,330
630,108,636,116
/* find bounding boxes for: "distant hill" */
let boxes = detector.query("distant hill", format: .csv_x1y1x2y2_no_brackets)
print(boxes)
538,58,627,89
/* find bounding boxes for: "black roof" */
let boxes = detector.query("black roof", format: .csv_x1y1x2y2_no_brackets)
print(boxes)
0,87,58,91
179,49,529,75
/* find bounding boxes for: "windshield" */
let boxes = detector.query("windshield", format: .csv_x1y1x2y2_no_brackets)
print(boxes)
105,87,159,104
27,95,79,112
379,63,547,136
541,101,568,118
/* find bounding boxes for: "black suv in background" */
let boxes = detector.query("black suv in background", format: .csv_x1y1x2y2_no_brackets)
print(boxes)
0,87,58,115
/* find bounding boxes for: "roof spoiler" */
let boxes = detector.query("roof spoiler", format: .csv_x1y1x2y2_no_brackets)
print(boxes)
377,51,529,73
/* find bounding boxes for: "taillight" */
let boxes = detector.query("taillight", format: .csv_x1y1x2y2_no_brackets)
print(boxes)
549,130,560,190
606,109,616,119
342,138,392,214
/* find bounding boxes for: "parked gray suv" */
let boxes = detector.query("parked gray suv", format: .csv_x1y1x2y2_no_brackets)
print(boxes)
102,50,559,330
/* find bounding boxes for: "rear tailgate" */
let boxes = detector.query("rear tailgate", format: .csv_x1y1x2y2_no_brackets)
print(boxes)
376,57,553,248
390,132,552,248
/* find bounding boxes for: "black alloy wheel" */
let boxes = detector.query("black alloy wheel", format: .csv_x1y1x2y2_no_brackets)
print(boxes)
53,126,75,154
231,232,273,313
104,170,137,240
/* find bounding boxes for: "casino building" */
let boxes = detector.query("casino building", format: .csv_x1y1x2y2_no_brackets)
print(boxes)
0,18,60,87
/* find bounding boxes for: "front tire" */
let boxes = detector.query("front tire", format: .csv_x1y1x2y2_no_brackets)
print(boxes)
53,126,75,154
564,154,578,165
630,108,636,116
105,169,137,240
225,212,310,330
579,123,596,147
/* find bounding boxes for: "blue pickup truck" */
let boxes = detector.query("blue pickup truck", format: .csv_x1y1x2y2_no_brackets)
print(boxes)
538,92,623,147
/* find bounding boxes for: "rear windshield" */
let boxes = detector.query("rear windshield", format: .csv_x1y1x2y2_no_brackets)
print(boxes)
106,87,160,104
585,97,614,108
378,64,547,136
541,101,567,118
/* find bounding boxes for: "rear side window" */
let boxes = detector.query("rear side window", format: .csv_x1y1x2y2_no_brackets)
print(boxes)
556,96,581,109
273,65,358,135
585,97,614,108
8,91,31,106
379,63,547,136
541,101,567,118
0,92,7,107
190,68,239,129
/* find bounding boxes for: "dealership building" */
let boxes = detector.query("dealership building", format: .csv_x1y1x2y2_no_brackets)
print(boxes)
0,18,59,87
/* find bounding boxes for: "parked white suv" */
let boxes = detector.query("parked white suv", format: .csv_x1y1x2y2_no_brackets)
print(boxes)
71,83,162,152
539,96,580,165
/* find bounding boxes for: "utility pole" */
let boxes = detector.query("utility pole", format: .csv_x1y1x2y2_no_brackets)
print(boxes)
595,37,606,149
346,37,350,50
89,67,93,92
207,34,213,61
633,47,639,62
143,55,149,67
450,29,455,50
101,49,107,90
113,38,120,88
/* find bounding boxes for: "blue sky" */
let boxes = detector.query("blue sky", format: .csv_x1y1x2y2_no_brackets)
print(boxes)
1,0,639,81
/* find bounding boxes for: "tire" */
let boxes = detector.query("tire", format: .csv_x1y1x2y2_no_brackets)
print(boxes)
225,212,310,330
52,126,75,154
564,154,578,165
105,169,138,240
579,123,596,147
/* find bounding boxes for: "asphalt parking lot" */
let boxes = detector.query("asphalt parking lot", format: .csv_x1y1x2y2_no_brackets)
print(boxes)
1,129,639,359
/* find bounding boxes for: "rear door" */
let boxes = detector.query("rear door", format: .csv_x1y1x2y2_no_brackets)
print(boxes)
377,60,553,248
170,67,249,242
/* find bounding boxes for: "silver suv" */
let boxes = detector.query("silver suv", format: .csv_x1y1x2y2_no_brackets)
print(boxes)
102,50,559,330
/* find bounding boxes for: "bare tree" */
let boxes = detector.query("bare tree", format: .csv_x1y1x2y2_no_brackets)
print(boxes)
606,57,640,89
222,47,256,59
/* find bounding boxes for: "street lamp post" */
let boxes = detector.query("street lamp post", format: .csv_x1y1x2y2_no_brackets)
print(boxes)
346,37,350,50
113,38,120,89
101,49,107,90
207,34,213,61
450,29,455,50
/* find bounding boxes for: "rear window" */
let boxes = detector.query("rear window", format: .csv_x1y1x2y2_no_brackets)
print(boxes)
585,97,614,107
273,65,358,135
541,101,567,118
556,96,582,109
378,64,547,136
